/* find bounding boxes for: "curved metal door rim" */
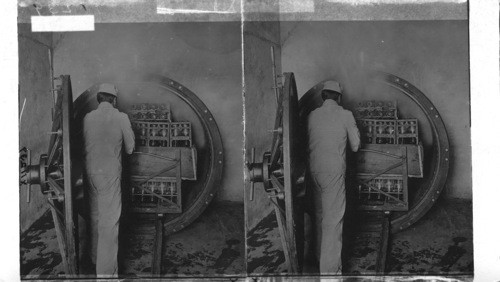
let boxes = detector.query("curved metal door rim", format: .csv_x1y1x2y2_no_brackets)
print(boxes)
282,72,299,273
139,74,224,235
370,72,450,232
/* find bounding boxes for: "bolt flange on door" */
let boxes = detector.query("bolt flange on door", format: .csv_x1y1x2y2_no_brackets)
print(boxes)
248,72,306,273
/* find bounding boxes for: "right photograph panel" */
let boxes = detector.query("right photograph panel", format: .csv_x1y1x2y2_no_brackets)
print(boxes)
244,18,472,277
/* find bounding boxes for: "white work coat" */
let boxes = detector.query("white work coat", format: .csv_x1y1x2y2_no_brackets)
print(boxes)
83,101,135,176
307,99,360,174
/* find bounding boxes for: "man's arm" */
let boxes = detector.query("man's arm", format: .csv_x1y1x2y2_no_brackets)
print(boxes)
121,114,135,154
345,111,360,152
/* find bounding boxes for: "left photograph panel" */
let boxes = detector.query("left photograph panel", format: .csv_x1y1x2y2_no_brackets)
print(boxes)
18,21,244,279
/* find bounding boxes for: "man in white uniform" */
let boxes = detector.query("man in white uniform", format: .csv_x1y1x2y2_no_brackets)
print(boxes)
307,81,360,274
83,83,135,277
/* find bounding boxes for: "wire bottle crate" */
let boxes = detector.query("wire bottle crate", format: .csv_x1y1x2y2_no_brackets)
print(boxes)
355,173,408,211
130,176,182,213
128,103,192,215
131,120,192,148
354,100,398,119
357,118,418,145
129,103,172,121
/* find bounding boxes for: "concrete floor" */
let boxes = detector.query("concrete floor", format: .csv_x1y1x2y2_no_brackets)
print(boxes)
20,198,474,279
20,201,245,279
247,198,473,277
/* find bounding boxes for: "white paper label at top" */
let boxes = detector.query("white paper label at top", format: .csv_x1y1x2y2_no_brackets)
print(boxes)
31,15,95,32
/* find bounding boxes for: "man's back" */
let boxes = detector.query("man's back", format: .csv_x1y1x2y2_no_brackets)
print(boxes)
83,102,135,176
307,99,360,173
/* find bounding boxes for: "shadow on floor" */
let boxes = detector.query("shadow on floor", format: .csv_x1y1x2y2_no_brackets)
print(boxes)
246,198,473,277
20,201,245,279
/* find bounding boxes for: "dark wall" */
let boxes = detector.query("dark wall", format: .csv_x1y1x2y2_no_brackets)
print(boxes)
281,20,471,199
18,26,53,232
52,22,243,202
243,21,282,230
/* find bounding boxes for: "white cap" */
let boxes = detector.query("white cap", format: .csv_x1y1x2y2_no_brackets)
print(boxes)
323,81,342,94
97,83,118,97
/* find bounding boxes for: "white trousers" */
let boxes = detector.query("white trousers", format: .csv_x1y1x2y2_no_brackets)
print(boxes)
87,174,122,277
311,172,346,275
